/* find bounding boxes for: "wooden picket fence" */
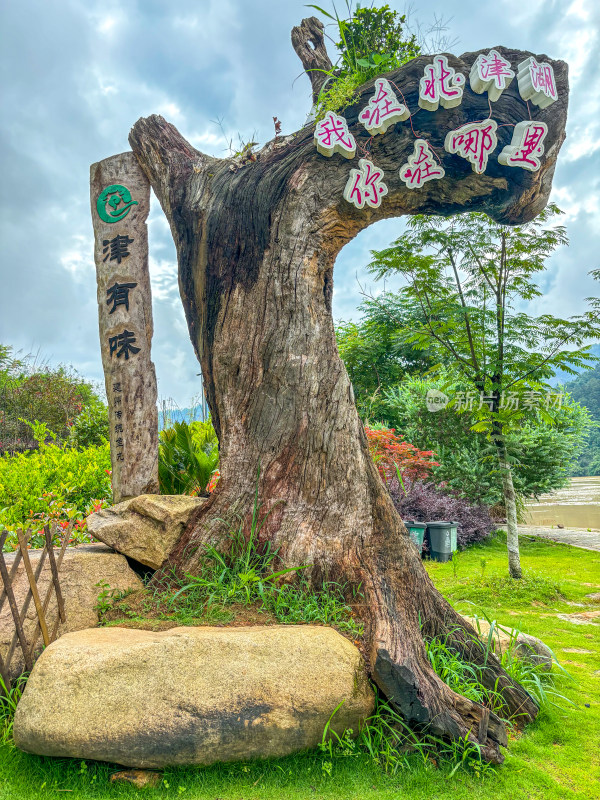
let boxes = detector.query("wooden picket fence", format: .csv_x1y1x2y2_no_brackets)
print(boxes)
0,521,73,693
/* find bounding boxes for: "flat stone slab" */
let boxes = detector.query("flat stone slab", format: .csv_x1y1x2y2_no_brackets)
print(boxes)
13,625,374,768
556,610,600,625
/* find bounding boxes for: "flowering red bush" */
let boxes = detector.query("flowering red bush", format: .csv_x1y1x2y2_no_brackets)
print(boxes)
365,426,438,484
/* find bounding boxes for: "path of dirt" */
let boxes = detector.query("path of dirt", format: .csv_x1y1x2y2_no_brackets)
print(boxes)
518,525,600,552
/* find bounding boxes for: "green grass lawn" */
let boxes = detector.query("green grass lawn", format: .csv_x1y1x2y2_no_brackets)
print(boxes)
1,533,599,800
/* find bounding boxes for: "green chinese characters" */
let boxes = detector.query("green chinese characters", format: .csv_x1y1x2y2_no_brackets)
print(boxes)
96,184,138,223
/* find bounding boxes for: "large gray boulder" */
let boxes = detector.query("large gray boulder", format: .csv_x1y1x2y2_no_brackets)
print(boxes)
514,632,554,670
462,616,553,671
86,494,206,569
0,543,143,679
14,625,374,768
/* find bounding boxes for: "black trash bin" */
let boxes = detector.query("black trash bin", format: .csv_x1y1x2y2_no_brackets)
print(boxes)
427,520,454,562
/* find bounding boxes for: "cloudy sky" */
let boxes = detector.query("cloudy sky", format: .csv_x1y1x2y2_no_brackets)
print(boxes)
1,0,598,406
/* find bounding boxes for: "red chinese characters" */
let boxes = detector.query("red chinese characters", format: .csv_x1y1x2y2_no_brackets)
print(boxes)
470,50,515,101
359,78,409,135
343,159,388,209
419,55,465,111
444,120,498,174
498,120,548,171
399,139,445,189
314,111,356,158
517,57,558,108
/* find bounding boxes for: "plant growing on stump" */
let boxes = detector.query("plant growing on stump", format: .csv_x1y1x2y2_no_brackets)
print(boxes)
367,207,600,578
127,14,571,762
307,3,420,116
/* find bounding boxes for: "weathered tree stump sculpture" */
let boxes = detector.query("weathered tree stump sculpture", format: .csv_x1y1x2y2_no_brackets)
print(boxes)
128,18,568,763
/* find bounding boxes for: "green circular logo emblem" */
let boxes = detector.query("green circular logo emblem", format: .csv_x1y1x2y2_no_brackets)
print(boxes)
96,184,138,224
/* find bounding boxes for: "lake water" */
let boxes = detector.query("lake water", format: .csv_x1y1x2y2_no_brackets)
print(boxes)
524,476,600,528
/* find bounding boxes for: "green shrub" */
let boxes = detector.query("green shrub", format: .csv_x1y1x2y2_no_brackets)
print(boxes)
68,398,109,449
0,344,104,449
382,375,592,506
0,422,111,548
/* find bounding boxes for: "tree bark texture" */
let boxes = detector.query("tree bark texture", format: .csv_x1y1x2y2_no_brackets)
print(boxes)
498,443,523,579
128,23,568,763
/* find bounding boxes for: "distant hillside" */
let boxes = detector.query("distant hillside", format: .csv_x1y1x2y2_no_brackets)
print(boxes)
562,361,600,477
550,342,600,386
158,403,210,430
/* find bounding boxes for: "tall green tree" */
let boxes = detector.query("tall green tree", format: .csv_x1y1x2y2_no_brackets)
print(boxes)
382,374,593,507
335,295,432,419
0,344,104,451
368,206,600,578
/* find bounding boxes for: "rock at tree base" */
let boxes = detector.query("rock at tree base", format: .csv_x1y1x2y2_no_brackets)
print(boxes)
462,616,553,671
514,632,554,670
0,544,143,679
13,625,374,768
86,494,206,570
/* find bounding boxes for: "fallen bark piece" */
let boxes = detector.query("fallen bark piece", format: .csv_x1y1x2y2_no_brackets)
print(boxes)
110,770,161,788
87,494,206,569
13,625,374,768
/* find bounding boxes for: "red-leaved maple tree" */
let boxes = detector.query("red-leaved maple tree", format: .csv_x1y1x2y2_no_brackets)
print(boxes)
365,426,438,484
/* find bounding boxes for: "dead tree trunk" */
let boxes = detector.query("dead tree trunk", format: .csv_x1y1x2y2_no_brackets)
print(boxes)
129,20,568,763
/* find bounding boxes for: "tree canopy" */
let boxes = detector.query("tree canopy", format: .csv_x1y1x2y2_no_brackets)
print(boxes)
335,294,432,419
0,344,105,452
365,207,600,577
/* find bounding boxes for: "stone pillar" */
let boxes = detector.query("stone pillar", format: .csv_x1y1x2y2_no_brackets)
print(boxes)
90,152,159,503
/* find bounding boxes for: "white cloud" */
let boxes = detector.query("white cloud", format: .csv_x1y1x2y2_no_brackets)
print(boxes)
564,125,600,162
98,16,117,34
149,257,178,303
157,101,183,121
59,235,94,281
566,0,592,23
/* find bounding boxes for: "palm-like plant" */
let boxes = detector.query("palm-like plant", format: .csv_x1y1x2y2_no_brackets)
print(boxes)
158,420,219,496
